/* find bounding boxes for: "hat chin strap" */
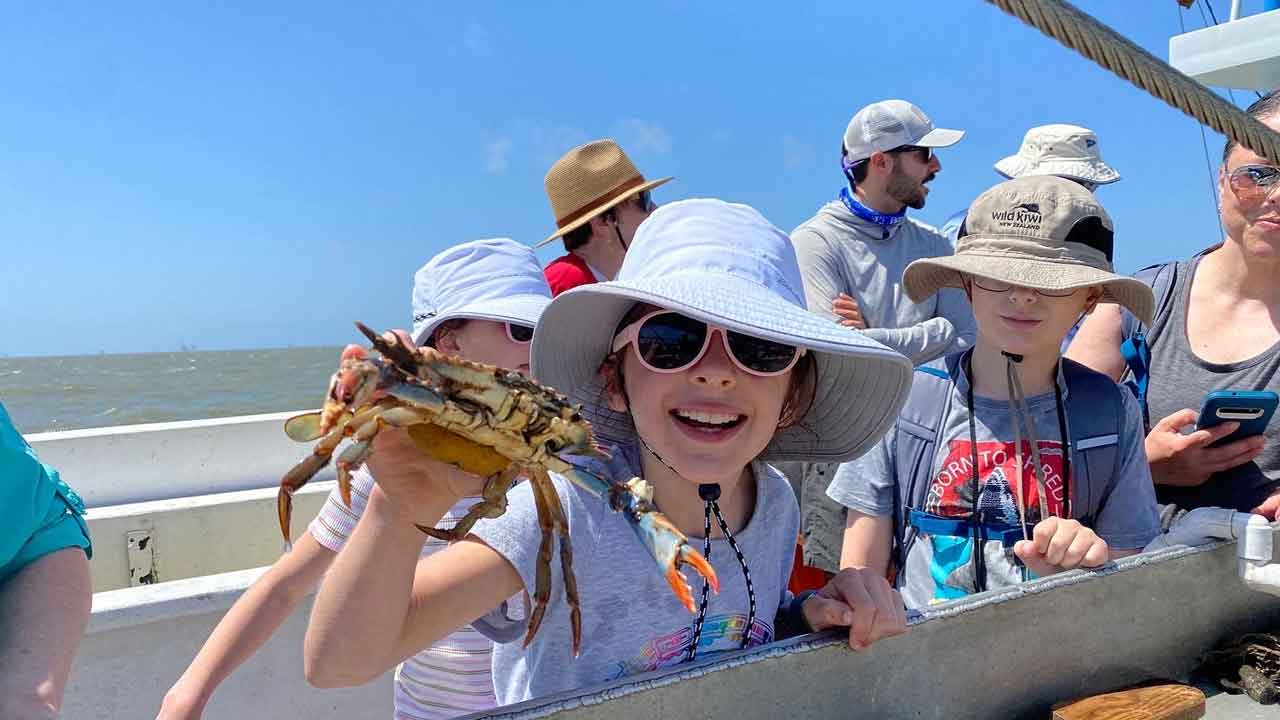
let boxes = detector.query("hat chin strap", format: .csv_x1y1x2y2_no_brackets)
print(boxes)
1001,350,1050,543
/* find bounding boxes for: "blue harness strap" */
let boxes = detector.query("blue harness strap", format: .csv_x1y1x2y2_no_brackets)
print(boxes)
906,509,1027,546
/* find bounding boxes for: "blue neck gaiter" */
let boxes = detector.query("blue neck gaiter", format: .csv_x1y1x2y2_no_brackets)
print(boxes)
839,186,907,228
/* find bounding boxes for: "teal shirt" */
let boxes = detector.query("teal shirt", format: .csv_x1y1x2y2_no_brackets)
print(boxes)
0,402,91,580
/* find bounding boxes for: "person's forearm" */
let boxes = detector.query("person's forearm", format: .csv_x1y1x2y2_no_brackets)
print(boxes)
840,512,893,576
862,317,956,365
305,486,448,687
163,536,332,715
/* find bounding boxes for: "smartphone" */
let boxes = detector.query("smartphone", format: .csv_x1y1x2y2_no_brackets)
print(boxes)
1197,390,1279,447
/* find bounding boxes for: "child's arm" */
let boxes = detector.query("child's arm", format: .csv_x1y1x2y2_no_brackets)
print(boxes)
1063,304,1127,380
304,429,521,687
840,511,892,576
158,534,334,719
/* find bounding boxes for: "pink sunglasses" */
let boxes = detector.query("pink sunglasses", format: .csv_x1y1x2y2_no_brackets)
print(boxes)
611,310,805,377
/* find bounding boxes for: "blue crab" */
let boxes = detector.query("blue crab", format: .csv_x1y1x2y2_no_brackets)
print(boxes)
277,322,718,655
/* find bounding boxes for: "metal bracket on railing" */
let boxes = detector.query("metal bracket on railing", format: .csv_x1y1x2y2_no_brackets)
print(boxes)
127,529,159,586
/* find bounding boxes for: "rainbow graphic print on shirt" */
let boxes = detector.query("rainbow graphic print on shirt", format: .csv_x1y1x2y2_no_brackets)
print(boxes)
609,614,772,679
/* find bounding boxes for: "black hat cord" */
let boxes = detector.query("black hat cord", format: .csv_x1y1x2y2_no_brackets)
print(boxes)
636,434,757,663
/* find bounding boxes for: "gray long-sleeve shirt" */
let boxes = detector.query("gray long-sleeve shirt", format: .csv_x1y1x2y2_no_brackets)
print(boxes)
791,198,976,365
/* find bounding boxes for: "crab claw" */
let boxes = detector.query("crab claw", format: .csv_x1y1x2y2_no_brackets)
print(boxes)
611,479,720,613
641,512,720,612
354,321,421,374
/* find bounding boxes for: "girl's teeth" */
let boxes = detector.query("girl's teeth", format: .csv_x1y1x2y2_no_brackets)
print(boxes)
676,410,740,425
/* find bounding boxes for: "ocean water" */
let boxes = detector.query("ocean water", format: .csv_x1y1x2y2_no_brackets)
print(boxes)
0,347,345,434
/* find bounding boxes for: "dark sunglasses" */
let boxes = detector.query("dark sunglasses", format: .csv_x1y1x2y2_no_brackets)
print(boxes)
635,189,655,212
505,322,534,344
1228,164,1280,205
611,310,804,376
886,144,934,164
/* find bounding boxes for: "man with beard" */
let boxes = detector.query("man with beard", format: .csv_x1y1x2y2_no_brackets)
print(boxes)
787,99,976,588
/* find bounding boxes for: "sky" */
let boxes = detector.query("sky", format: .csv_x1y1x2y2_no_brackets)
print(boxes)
0,1,1271,357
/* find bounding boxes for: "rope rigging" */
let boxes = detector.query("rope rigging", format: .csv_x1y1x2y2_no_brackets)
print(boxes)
985,0,1280,165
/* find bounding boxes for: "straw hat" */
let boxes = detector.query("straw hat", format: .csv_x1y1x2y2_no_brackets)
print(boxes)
532,198,913,463
903,176,1153,325
994,124,1120,186
536,139,672,248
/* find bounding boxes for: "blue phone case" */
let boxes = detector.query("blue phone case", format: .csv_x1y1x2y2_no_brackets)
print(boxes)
1197,390,1279,446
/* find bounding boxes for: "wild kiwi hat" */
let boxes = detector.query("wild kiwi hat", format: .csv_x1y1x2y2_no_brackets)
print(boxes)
994,124,1120,185
902,176,1154,325
531,198,913,463
410,238,552,346
536,139,673,248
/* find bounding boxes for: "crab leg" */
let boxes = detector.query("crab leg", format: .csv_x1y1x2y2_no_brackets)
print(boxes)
555,462,719,613
526,468,582,656
524,468,560,653
416,464,521,542
278,413,352,549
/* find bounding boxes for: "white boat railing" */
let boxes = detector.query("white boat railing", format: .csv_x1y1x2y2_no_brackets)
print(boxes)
66,568,391,720
28,411,329,509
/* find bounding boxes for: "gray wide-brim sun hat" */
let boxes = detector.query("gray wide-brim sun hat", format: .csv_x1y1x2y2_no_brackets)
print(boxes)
903,176,1154,325
531,198,913,464
410,238,552,346
993,124,1120,185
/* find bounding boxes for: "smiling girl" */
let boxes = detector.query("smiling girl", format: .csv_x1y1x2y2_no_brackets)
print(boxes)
303,199,915,705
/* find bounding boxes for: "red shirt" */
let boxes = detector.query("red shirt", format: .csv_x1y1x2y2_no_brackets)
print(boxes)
543,253,598,296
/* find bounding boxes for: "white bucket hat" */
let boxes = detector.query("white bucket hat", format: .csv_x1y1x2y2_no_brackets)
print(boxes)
903,176,1154,325
410,238,552,346
994,124,1120,186
843,99,964,164
531,198,913,463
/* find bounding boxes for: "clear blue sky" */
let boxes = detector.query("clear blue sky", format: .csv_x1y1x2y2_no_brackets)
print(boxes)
0,1,1267,356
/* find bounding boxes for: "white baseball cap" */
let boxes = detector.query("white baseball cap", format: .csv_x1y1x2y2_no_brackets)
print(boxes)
410,238,552,346
842,99,965,165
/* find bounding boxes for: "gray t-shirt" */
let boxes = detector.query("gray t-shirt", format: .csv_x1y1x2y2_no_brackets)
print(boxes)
1143,255,1280,512
470,445,798,706
827,362,1160,609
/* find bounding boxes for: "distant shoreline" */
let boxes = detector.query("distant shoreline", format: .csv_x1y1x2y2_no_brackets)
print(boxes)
0,345,347,362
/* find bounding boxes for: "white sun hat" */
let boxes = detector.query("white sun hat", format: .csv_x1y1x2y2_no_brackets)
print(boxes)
994,124,1120,186
410,238,552,346
531,198,913,463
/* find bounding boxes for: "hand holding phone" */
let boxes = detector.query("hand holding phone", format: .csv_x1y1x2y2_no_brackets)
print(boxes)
1196,390,1279,447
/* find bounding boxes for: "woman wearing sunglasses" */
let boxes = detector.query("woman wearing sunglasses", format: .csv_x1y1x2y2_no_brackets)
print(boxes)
304,199,915,705
1068,89,1280,519
159,238,548,720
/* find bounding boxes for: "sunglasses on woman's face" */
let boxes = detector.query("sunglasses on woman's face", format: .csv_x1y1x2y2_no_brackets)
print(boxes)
1229,164,1280,205
611,310,804,377
505,322,534,344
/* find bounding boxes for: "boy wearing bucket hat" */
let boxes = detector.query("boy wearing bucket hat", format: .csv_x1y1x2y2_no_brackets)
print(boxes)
827,176,1160,613
306,199,915,704
788,99,976,588
940,124,1122,245
160,238,550,720
537,139,670,296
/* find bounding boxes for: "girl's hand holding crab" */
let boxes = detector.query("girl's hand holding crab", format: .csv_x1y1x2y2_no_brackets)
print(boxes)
361,330,490,531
